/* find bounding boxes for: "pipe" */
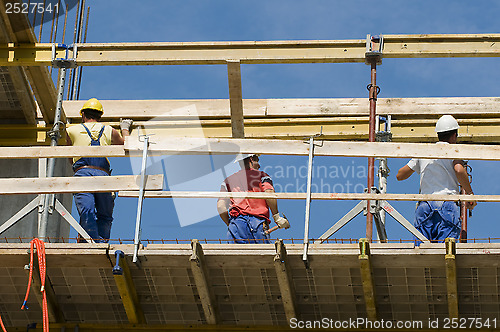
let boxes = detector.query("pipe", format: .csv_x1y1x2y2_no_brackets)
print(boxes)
133,136,149,263
460,188,468,242
302,136,314,264
38,66,67,240
366,61,377,242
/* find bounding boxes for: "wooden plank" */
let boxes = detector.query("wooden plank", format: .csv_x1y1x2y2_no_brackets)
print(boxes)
358,239,377,320
227,60,244,138
112,252,146,324
273,240,297,322
445,238,459,319
63,97,500,119
190,240,220,324
0,145,126,159
2,34,500,66
0,174,163,195
125,137,500,161
118,191,491,202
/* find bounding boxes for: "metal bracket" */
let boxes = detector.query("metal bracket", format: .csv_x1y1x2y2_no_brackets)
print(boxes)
365,34,383,65
51,43,77,68
113,250,125,275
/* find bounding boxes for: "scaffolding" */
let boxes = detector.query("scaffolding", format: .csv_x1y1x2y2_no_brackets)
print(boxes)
1,4,500,327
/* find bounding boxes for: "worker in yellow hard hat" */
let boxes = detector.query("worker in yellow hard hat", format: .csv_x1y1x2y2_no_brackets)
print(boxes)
66,98,133,243
396,115,475,243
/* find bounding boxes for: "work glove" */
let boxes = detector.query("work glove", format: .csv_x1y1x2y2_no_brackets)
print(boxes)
120,119,133,131
273,213,290,229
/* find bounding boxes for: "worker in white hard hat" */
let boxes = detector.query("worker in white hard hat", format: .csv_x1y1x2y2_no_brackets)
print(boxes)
66,98,133,243
396,115,475,242
217,154,290,243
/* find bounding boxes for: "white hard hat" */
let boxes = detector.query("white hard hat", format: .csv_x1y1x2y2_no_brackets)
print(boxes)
435,115,459,133
233,154,258,163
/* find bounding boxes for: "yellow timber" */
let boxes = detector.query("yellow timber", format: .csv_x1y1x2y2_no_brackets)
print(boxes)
0,34,500,66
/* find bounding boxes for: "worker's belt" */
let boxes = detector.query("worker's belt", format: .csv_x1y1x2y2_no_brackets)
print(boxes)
73,165,111,175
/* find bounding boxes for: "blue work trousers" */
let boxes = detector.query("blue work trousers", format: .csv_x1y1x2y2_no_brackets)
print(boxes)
414,201,461,243
227,215,270,244
74,168,114,243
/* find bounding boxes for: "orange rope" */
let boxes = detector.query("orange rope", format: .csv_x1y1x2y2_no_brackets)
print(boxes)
21,238,49,332
0,313,7,332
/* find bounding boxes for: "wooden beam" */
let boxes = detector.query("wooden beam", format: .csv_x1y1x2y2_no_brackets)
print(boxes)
273,240,297,322
445,238,459,319
2,34,500,66
227,60,244,138
112,251,146,324
190,239,220,324
118,191,495,203
358,238,377,320
0,145,126,159
0,174,163,195
125,137,500,161
62,97,500,120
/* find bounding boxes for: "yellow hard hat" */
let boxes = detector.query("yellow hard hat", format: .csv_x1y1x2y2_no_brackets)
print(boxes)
80,98,104,116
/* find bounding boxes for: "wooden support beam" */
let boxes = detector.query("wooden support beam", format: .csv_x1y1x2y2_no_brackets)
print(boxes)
26,264,65,323
125,137,500,161
62,97,500,120
112,252,146,324
273,240,297,322
190,239,220,324
445,238,459,319
0,174,163,195
118,191,495,202
0,145,126,159
2,34,500,66
227,60,244,138
358,238,377,320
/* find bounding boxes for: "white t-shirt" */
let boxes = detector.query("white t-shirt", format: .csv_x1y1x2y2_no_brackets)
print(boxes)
406,142,460,195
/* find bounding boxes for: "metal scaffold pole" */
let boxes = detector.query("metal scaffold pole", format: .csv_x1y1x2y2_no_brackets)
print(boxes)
38,62,68,240
133,135,150,263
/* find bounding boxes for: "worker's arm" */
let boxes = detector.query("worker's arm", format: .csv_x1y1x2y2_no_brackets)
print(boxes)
111,119,133,145
453,160,476,210
217,198,230,226
396,165,414,181
264,188,278,215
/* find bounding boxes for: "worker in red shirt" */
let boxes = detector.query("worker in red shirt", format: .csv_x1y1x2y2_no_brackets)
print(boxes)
217,154,290,243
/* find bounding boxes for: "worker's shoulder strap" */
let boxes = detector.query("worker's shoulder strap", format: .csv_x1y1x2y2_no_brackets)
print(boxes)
81,123,105,141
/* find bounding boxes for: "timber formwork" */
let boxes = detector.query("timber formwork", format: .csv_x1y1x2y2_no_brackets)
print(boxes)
1,242,500,330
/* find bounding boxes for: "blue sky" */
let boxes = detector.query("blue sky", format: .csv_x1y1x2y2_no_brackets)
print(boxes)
60,1,500,242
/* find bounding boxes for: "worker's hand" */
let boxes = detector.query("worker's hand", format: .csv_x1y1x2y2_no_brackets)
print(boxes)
120,119,133,131
464,192,476,210
273,213,290,229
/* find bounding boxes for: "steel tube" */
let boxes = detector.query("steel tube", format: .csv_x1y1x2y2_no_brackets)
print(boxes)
302,136,314,263
133,136,149,263
366,61,377,241
38,66,67,240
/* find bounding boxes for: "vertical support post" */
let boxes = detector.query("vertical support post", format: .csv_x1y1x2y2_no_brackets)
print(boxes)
445,238,459,319
133,136,149,263
302,136,314,266
359,238,377,320
274,240,297,322
366,61,377,242
227,60,245,138
38,65,67,240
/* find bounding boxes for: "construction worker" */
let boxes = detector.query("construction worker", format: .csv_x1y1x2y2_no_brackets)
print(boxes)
217,154,290,243
66,98,133,243
396,115,476,242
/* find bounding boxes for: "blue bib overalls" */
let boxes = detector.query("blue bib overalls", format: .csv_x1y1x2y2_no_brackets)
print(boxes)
73,124,114,243
414,200,461,243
